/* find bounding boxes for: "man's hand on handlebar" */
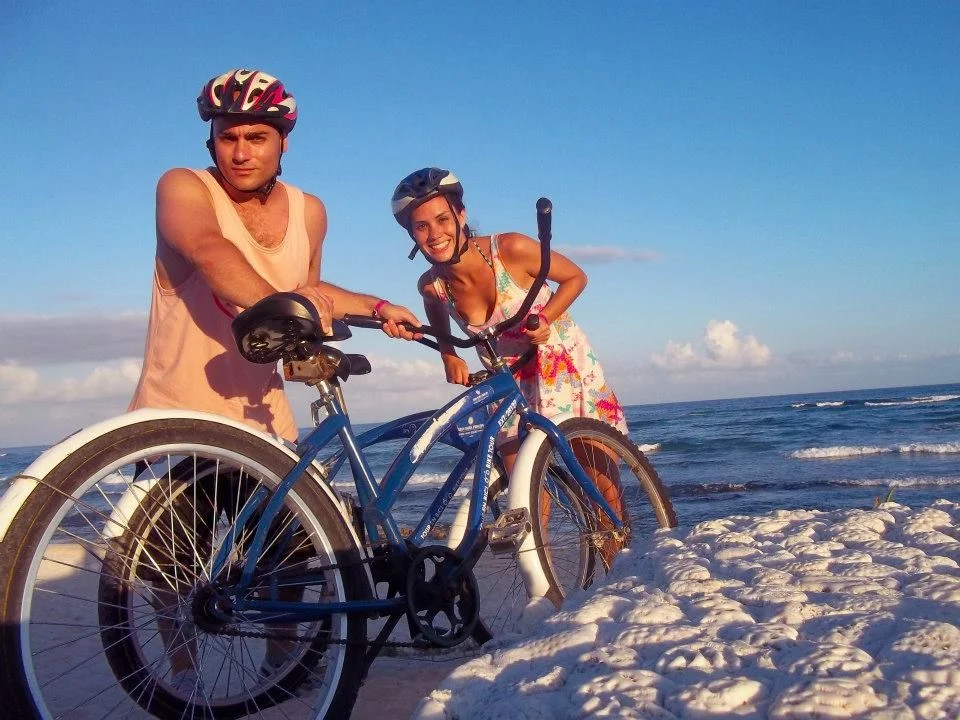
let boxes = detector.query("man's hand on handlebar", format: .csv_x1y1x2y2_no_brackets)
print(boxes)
377,303,423,341
294,286,336,335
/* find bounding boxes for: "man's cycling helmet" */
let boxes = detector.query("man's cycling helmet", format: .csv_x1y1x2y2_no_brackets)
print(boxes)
197,69,298,135
391,168,463,230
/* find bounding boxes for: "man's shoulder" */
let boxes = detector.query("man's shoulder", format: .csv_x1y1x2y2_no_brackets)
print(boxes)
157,167,210,196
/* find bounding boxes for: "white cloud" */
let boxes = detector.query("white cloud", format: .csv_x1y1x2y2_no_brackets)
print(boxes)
555,245,660,264
652,320,772,371
703,320,771,367
649,340,700,370
0,363,41,404
0,359,142,406
54,359,143,402
829,349,857,364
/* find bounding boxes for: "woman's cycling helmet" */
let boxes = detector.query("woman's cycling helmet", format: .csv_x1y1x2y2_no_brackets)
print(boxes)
197,69,297,135
391,168,463,230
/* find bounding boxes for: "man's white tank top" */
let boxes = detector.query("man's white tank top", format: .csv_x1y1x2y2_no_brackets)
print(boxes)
128,169,310,441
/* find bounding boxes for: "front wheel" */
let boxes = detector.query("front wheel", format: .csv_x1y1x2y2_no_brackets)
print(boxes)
0,418,368,720
525,417,676,605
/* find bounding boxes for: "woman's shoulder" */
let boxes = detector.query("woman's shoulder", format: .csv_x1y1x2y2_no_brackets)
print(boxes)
493,232,539,265
493,231,534,250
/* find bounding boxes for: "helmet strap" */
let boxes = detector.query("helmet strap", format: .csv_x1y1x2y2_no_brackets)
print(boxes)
407,197,468,266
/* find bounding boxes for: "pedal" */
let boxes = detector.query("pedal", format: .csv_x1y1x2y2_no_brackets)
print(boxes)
484,507,532,555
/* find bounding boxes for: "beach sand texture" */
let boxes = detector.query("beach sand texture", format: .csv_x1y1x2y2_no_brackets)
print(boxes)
414,501,960,719
14,501,960,719
15,539,530,720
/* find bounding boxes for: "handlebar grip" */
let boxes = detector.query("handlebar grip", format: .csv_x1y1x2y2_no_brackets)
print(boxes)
524,314,541,331
342,314,383,330
467,371,490,386
536,197,552,241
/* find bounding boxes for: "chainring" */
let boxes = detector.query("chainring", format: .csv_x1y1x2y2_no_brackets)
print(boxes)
405,545,480,648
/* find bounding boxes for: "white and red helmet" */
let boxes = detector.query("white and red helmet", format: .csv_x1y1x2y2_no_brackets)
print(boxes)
197,69,297,135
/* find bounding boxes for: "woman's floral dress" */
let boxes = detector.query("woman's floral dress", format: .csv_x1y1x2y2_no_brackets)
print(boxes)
431,234,628,443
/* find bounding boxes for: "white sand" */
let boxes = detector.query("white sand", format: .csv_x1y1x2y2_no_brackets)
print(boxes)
412,500,960,719
19,500,960,718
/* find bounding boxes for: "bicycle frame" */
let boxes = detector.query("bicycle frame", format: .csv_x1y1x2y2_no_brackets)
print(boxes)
217,362,623,624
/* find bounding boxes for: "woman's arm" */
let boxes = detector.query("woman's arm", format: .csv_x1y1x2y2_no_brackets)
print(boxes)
497,232,587,343
419,274,470,385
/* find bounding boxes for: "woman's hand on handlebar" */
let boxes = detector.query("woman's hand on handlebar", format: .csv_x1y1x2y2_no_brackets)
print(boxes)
522,312,552,345
442,353,471,385
378,303,423,341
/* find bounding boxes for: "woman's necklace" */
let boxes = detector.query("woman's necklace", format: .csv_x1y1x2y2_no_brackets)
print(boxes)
471,238,494,270
443,237,495,304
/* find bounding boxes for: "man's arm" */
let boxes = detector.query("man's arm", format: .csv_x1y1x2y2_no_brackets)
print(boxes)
301,194,421,338
156,169,278,307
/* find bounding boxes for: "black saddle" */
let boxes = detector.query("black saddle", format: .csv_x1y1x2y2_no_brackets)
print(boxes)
231,292,352,365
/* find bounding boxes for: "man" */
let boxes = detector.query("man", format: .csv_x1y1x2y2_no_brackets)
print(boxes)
129,68,418,440
125,68,419,694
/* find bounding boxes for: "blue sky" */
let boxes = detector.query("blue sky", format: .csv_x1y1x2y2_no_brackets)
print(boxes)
1,1,958,446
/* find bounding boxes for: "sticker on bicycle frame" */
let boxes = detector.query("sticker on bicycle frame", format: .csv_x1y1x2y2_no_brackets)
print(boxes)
480,397,519,473
410,397,468,462
419,485,459,542
470,386,493,405
454,410,487,440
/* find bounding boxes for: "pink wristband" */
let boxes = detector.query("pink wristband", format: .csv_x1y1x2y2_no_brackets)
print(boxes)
372,299,389,317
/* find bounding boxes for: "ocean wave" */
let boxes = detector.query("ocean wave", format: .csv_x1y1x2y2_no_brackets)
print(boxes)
791,393,959,410
829,476,960,489
638,442,661,454
792,442,960,459
865,394,960,407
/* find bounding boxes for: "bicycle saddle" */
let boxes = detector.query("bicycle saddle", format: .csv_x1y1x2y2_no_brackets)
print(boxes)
231,292,351,364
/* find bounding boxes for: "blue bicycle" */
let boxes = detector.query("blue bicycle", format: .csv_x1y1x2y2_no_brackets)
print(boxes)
0,199,676,719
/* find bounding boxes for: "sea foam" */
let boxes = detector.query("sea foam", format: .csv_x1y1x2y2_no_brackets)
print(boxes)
792,442,960,459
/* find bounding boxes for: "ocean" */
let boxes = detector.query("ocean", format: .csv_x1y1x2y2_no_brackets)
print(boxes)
2,382,958,530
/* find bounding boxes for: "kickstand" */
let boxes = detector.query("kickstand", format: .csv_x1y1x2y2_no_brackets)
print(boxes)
361,612,404,681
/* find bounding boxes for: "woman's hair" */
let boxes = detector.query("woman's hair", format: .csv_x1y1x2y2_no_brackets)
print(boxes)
448,195,478,238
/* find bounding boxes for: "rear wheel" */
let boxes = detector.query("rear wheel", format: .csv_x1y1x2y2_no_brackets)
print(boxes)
0,418,368,719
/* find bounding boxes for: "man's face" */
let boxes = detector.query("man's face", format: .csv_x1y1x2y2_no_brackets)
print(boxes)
409,196,466,263
211,117,287,193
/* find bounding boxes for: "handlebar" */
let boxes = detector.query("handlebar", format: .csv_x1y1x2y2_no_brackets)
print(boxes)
344,197,553,354
343,197,552,386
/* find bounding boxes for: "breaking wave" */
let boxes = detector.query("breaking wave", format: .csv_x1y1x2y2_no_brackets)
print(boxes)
791,442,960,459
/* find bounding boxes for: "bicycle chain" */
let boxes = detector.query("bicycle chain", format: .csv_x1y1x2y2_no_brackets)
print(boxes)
204,545,427,649
204,530,628,649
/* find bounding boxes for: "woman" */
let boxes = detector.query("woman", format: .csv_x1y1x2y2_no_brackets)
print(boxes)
390,167,629,465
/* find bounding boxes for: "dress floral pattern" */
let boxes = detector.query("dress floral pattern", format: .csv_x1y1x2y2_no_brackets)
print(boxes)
432,234,628,442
